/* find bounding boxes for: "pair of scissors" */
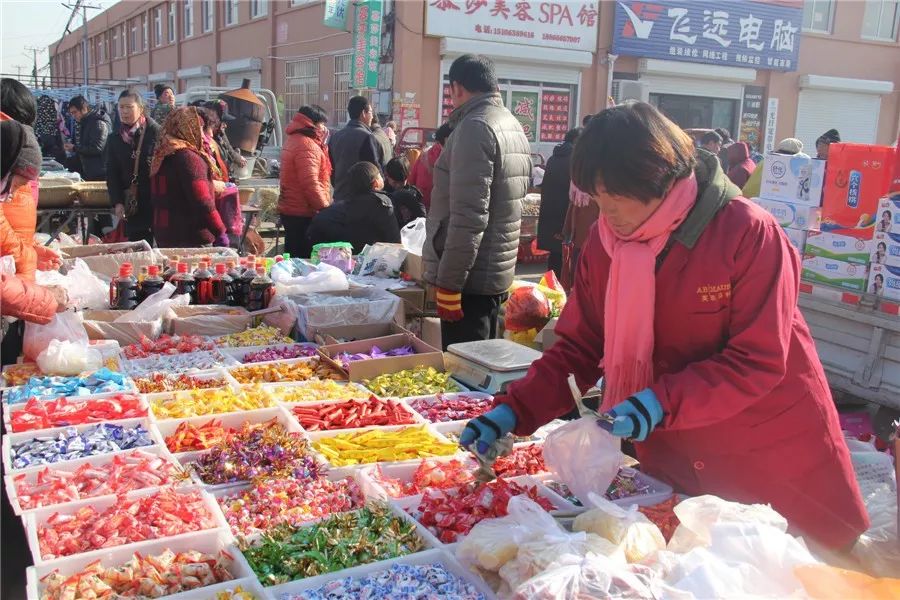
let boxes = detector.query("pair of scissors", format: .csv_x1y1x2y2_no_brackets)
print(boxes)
567,373,616,431
468,434,514,484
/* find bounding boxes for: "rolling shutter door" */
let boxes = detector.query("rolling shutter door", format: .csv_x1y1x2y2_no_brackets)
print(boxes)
226,72,262,90
795,89,880,149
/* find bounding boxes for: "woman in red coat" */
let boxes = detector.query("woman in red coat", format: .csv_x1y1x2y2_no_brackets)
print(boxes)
460,103,868,550
408,123,452,212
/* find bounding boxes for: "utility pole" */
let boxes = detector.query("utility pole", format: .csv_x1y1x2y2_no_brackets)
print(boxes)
12,64,25,80
25,46,41,88
62,1,101,91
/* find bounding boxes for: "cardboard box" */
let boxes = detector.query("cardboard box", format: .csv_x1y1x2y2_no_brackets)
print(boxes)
870,231,900,268
166,305,251,336
82,310,163,346
403,253,425,284
801,256,868,292
867,263,900,301
420,317,442,351
62,241,162,280
821,143,895,240
803,231,871,265
758,153,826,206
318,333,444,382
783,228,808,255
391,286,425,315
754,198,821,229
292,288,403,341
314,322,412,345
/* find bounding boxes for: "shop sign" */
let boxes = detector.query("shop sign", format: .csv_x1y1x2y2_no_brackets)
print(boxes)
612,0,802,72
425,1,599,52
323,0,351,29
351,0,383,90
739,85,765,152
509,90,539,142
441,83,454,120
540,90,571,143
764,97,779,153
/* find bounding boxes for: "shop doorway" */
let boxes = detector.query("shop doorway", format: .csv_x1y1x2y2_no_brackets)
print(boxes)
650,93,737,134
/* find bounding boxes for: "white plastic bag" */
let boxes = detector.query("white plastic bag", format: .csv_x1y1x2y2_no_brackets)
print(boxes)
0,255,14,275
36,258,108,310
115,283,188,323
273,262,349,296
23,311,87,361
36,339,102,376
575,493,666,563
511,553,660,600
542,417,623,505
667,494,788,553
848,437,899,577
401,217,426,255
262,295,299,336
355,243,408,278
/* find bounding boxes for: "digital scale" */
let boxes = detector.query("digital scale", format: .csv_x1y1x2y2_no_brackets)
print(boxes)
445,339,543,394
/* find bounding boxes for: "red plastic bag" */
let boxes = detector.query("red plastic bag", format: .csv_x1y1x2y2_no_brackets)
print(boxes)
505,285,551,332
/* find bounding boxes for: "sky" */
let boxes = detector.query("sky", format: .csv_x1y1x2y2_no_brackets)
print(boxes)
0,0,120,85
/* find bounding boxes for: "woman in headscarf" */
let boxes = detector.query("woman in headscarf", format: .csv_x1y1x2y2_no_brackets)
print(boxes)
149,106,229,248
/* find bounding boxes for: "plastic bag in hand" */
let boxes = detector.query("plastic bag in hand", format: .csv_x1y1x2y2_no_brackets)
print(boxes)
575,494,666,563
511,553,660,600
504,285,551,332
36,339,102,376
23,311,87,362
542,417,623,506
36,258,107,310
262,295,299,336
401,217,426,255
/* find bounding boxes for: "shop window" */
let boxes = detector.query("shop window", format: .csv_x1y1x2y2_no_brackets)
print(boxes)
649,93,738,134
130,20,137,53
154,7,162,46
224,0,239,26
184,1,194,38
250,0,267,19
802,0,834,33
201,0,214,32
142,14,148,49
168,2,177,43
285,58,320,122
862,0,900,40
112,28,119,58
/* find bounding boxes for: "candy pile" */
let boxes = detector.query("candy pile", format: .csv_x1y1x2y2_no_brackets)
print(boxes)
413,479,555,543
291,397,418,431
215,585,260,600
133,372,227,393
164,419,237,453
2,362,42,387
240,504,425,585
544,480,583,507
606,467,652,500
10,423,155,469
267,381,368,403
122,334,216,359
240,344,318,363
229,359,344,384
9,394,147,433
639,497,680,542
334,344,415,369
150,387,273,420
13,449,185,510
37,488,218,559
369,459,476,498
492,444,547,477
216,325,293,348
407,393,494,423
190,419,320,485
287,562,486,600
217,476,365,535
124,351,229,377
38,548,235,600
5,369,132,404
312,426,458,466
363,367,461,398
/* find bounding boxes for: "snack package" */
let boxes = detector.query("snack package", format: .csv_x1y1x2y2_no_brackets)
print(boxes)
311,242,354,273
504,285,551,332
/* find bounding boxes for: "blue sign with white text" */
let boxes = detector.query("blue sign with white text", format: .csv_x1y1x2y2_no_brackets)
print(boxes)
612,0,803,72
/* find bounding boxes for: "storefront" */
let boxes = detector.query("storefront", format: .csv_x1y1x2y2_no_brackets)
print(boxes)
218,57,264,91
176,65,212,91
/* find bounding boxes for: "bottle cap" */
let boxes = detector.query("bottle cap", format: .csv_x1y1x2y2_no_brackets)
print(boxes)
177,263,188,273
256,267,265,275
199,262,208,270
118,264,131,277
215,263,227,274
282,253,291,260
148,265,160,276
275,256,284,263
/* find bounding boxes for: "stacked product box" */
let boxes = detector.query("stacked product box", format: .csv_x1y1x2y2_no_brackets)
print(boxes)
867,192,900,300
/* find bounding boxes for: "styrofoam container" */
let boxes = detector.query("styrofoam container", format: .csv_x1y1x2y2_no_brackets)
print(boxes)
218,342,319,364
24,485,230,567
25,530,249,600
146,383,270,423
284,397,428,433
306,423,460,469
122,350,237,378
358,456,479,501
263,380,373,404
536,467,674,508
3,390,150,433
2,417,161,474
165,575,268,600
131,367,238,394
5,445,183,516
266,548,497,599
404,391,494,425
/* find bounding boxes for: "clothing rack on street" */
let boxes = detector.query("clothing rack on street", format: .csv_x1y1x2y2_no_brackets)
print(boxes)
36,204,112,245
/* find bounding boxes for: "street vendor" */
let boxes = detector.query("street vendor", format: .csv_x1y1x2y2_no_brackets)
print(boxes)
460,102,869,550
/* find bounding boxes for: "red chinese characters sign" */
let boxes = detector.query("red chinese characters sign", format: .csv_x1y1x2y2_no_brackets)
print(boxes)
442,84,454,120
540,90,570,142
426,1,599,52
351,0,382,89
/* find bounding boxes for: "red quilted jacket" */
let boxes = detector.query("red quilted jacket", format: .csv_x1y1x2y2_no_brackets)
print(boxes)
278,113,332,218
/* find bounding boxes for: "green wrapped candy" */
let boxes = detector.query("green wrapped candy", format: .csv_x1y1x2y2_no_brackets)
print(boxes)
363,367,461,398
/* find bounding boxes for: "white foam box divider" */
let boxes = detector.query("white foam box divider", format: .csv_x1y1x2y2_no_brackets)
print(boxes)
218,342,319,364
122,350,237,379
285,397,428,433
164,574,268,600
146,382,269,423
535,466,674,508
306,423,461,469
357,455,479,501
24,485,231,567
25,529,248,600
4,445,183,516
226,356,326,385
266,547,497,600
403,391,495,426
130,367,238,394
3,389,150,433
2,417,161,474
241,500,438,597
263,380,374,404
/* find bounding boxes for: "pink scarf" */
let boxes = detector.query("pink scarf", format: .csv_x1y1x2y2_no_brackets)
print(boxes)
598,174,698,410
120,115,146,145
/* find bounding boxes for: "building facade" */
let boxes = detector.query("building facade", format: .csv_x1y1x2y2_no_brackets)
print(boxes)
50,0,900,157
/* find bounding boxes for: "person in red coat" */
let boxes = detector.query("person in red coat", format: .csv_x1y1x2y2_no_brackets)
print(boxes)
460,102,869,550
278,105,332,259
726,141,757,188
408,123,452,212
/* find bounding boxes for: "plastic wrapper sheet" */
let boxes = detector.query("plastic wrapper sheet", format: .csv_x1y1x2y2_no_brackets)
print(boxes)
292,289,401,340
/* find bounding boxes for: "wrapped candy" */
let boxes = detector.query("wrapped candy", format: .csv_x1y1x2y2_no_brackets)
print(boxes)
150,387,273,420
217,476,365,535
229,359,345,384
37,488,219,559
312,426,458,466
4,369,132,404
2,362,42,387
369,459,476,498
606,467,653,500
291,397,417,431
123,351,229,377
408,393,494,423
286,563,486,600
122,334,216,359
39,548,234,599
190,419,320,485
334,345,415,369
216,325,294,348
240,503,425,585
13,449,186,510
241,344,318,363
363,367,461,398
638,497,680,542
9,394,147,433
215,586,261,600
164,419,237,453
268,381,368,403
492,444,548,477
544,480,583,507
10,423,155,469
133,372,227,394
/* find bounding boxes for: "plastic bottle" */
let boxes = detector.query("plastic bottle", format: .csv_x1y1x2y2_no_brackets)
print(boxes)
265,257,275,274
194,261,213,305
138,266,148,285
237,262,258,308
109,263,139,310
244,255,256,275
225,261,243,306
282,253,291,261
172,263,197,302
162,256,180,282
211,262,234,305
275,256,284,263
140,265,166,301
247,267,274,311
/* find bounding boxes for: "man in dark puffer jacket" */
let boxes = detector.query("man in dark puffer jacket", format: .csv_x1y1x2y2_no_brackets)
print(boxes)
424,54,532,349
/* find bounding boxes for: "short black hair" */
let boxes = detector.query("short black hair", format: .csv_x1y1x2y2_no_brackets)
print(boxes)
700,131,723,146
118,88,144,107
572,102,696,204
714,128,731,141
347,96,371,120
68,95,89,112
1,78,36,125
448,54,498,94
582,114,593,126
883,211,892,219
348,161,382,195
878,242,887,250
435,123,452,145
298,104,328,125
154,83,174,99
564,127,582,145
385,157,409,182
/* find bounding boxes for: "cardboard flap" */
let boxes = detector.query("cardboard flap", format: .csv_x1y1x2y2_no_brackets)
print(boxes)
318,333,444,382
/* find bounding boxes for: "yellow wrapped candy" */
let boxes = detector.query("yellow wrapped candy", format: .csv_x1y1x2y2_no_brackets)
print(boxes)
312,426,458,466
150,386,274,419
215,325,294,348
267,381,368,403
229,358,345,384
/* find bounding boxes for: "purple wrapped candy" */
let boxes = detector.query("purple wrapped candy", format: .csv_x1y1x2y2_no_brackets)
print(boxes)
242,344,318,363
10,423,154,469
335,345,415,369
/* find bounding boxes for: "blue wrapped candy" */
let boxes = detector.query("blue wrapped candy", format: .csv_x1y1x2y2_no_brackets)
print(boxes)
10,422,154,469
3,368,132,404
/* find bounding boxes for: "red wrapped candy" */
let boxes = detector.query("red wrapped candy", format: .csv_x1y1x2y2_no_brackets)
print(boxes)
122,334,216,359
291,397,418,431
407,394,494,423
164,419,236,453
370,459,475,498
492,444,547,477
9,395,147,433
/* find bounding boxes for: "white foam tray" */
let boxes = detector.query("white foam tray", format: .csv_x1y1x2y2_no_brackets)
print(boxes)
357,456,479,501
3,390,149,434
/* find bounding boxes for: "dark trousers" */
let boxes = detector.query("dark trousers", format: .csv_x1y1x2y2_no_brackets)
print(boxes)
281,214,313,260
547,250,563,281
127,227,154,246
441,292,506,351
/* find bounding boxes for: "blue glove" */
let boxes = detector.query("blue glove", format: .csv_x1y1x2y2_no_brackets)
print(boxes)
605,388,664,442
459,404,517,455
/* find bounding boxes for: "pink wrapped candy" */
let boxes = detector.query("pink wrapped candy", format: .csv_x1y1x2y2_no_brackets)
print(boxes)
241,344,317,363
